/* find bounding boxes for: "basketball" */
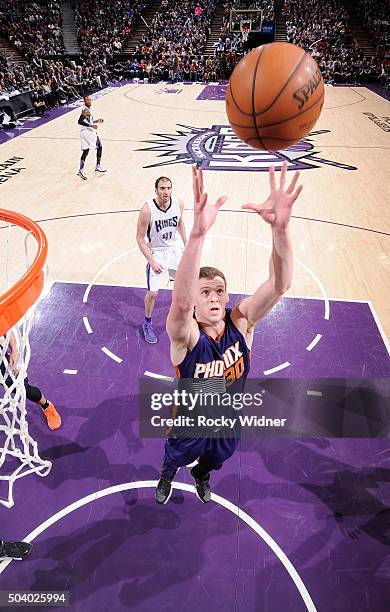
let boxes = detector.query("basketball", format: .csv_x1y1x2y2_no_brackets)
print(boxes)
225,42,325,151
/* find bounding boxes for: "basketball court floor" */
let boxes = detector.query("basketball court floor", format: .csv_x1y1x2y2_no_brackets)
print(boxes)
0,82,389,611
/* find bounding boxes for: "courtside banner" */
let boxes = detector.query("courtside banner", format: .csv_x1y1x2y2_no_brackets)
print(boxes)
139,378,390,439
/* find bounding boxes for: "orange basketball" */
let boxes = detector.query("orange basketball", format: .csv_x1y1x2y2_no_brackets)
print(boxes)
225,42,324,151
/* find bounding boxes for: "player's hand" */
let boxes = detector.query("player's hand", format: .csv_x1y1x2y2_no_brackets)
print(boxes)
150,259,163,274
242,161,302,230
191,165,227,237
96,119,104,123
8,353,19,377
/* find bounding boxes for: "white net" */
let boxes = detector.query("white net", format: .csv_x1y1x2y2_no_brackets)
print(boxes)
0,220,51,508
240,22,250,42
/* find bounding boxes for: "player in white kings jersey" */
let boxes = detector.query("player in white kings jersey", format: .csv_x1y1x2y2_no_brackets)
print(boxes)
136,176,187,343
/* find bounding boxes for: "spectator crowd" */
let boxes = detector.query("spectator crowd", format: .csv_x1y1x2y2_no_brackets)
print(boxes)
357,0,389,62
131,0,225,81
283,0,383,84
0,0,388,121
0,0,64,57
74,0,148,61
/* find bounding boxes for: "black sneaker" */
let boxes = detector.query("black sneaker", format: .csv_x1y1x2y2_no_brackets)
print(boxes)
0,540,33,560
155,476,173,504
190,467,211,503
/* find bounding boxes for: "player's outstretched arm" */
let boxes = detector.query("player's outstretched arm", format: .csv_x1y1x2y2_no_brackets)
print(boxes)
7,331,19,376
232,162,302,335
167,166,227,358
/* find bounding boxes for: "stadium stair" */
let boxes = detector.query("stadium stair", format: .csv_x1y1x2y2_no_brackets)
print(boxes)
341,0,376,58
61,0,81,55
274,0,288,42
124,0,163,55
204,2,226,56
0,37,25,66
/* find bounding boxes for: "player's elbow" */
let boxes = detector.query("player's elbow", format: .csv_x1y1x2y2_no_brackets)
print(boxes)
273,280,291,296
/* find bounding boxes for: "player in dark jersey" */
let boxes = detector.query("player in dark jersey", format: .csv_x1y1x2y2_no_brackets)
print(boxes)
77,95,105,181
1,332,61,430
155,161,303,504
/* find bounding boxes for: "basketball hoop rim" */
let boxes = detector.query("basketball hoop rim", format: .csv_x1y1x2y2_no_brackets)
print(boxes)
0,209,48,336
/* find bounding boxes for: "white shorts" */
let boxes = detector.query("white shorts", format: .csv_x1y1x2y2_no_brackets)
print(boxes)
80,128,98,150
146,246,182,291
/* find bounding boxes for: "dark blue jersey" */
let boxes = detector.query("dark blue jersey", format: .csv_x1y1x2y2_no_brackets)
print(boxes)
175,308,250,392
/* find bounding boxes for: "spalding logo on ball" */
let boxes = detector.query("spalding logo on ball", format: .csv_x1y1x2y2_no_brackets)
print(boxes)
225,42,325,152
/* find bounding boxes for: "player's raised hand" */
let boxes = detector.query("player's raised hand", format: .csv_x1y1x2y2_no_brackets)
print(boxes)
242,161,302,229
8,351,19,377
191,165,227,237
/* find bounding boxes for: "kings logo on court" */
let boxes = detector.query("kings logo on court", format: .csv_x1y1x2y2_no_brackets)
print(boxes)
137,125,357,172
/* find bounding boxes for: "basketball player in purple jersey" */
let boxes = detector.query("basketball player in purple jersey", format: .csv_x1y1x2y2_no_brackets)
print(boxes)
156,161,303,504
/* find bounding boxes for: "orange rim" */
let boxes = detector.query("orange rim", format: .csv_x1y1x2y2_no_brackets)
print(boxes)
0,209,48,336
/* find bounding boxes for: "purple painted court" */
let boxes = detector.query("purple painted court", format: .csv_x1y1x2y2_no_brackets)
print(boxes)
1,282,389,611
1,81,389,611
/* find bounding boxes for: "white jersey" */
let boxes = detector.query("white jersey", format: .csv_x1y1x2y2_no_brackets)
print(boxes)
79,106,94,132
79,106,98,150
146,196,181,250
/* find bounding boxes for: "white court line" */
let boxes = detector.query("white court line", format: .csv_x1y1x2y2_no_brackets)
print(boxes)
307,390,323,397
76,234,328,372
306,334,322,351
58,278,316,298
56,280,371,307
63,369,78,375
287,259,329,321
263,361,291,375
367,301,390,356
60,277,389,366
101,347,122,363
0,481,317,612
209,234,329,372
56,279,154,291
82,247,138,303
144,370,174,381
83,316,92,334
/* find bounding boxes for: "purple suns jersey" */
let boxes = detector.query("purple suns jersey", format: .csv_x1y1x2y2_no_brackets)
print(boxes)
175,308,251,391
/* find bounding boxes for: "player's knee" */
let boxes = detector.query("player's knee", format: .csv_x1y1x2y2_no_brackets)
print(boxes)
24,381,42,403
148,291,158,300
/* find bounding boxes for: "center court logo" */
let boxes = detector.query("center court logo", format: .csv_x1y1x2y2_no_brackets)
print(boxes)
155,87,183,95
137,124,358,172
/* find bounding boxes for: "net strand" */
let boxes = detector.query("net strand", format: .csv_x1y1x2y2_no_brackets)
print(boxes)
0,225,51,509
